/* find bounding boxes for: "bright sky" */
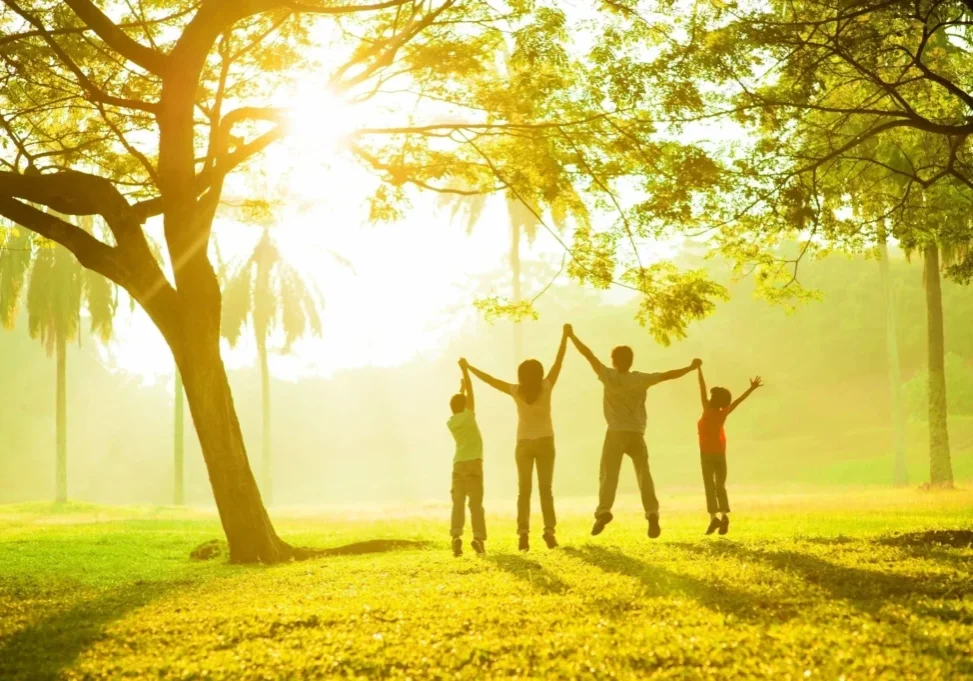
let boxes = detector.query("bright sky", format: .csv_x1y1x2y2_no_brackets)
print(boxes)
101,21,675,387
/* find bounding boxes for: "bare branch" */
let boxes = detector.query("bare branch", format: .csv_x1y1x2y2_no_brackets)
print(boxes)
63,0,167,74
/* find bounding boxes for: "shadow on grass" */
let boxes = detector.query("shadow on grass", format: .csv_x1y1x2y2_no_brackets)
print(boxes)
312,539,431,557
876,530,973,549
564,546,780,622
190,539,432,562
486,554,570,595
0,580,179,681
683,543,973,613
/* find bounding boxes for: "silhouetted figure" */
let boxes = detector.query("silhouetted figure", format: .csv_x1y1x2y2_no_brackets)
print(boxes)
567,325,700,539
447,361,486,557
462,325,569,552
697,366,762,535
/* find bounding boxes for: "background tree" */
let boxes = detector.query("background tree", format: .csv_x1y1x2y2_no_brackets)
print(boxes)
877,224,908,485
0,218,114,502
222,227,323,505
633,0,973,486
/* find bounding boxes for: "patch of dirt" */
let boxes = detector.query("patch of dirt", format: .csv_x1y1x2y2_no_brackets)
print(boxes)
190,539,227,561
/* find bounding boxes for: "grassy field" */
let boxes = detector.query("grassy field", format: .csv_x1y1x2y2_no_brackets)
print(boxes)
2,490,972,680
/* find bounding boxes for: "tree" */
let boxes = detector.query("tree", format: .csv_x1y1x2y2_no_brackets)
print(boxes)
222,227,323,505
0,219,115,502
174,368,185,505
877,227,908,486
0,1,725,562
921,242,952,486
632,0,973,485
442,191,558,360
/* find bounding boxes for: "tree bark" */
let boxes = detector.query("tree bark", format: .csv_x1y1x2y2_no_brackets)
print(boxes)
173,324,291,563
923,244,954,487
258,341,272,505
174,368,185,505
511,220,523,363
877,231,907,486
55,333,67,503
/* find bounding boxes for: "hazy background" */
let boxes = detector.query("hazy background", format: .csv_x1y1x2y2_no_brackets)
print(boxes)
2,247,972,507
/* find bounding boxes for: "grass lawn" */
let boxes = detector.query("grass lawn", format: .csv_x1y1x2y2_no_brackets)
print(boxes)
1,489,972,680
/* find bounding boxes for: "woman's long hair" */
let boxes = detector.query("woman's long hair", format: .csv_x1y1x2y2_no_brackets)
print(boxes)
517,359,545,405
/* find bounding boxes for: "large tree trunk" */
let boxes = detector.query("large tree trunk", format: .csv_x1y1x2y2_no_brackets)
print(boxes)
258,341,272,505
923,244,953,487
55,334,67,503
877,231,908,486
511,221,523,363
174,327,291,563
174,369,185,505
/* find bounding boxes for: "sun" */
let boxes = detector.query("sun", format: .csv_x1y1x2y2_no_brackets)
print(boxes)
281,86,359,155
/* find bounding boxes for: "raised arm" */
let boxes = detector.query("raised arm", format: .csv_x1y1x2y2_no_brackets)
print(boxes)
461,358,514,395
656,358,703,383
459,361,475,412
546,326,570,386
727,376,762,415
567,326,606,376
697,366,708,409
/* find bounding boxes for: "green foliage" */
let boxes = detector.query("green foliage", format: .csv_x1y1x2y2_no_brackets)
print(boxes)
627,263,729,346
904,354,973,422
0,224,30,329
631,0,973,298
0,218,115,354
472,296,540,323
2,495,973,679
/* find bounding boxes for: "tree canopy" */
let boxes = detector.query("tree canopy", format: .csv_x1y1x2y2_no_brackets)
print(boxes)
629,0,973,293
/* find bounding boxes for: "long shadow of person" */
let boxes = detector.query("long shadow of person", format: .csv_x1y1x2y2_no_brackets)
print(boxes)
0,580,180,681
563,545,784,622
681,542,973,675
486,554,571,595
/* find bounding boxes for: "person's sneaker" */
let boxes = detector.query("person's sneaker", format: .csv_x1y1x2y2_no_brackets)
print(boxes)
705,517,721,535
471,539,485,555
543,533,559,549
518,535,530,552
452,538,463,557
591,513,613,536
648,514,662,539
718,515,730,535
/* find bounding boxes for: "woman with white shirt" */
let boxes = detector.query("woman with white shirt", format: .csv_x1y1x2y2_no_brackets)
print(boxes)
461,325,569,552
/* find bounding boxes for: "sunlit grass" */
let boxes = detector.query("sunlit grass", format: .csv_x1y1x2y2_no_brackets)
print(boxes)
2,490,972,679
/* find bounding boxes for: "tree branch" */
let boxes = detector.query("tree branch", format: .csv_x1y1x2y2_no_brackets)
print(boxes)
0,196,123,282
1,0,160,113
63,0,168,74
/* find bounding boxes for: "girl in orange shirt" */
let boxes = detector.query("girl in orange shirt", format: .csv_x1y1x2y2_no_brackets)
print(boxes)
697,365,762,535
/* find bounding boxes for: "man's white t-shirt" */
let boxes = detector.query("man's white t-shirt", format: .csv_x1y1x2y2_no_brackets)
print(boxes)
598,367,663,434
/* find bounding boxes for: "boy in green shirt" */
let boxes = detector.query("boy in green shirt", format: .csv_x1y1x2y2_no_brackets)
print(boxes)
447,359,486,557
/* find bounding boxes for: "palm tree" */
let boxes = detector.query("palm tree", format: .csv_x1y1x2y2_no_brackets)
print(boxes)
442,192,540,360
0,217,115,502
876,226,908,486
221,228,323,504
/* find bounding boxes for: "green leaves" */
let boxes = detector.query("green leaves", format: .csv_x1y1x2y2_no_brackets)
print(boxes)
0,216,116,353
627,263,729,346
472,296,540,323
